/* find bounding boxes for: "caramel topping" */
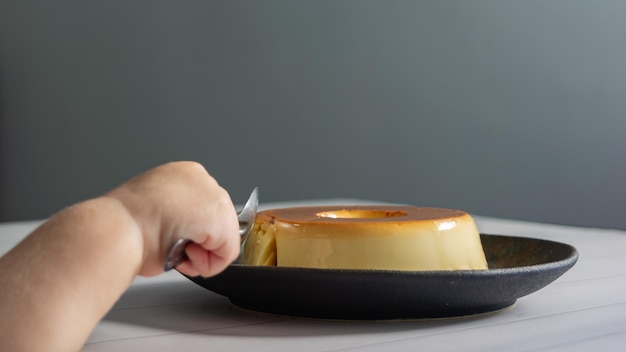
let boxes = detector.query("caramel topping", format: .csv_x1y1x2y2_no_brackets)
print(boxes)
256,206,467,225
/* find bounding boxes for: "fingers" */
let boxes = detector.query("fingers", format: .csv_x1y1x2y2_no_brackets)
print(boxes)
175,239,239,277
175,193,241,277
161,162,240,277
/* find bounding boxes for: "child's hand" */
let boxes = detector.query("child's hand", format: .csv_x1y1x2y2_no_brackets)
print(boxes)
106,161,240,277
0,161,240,351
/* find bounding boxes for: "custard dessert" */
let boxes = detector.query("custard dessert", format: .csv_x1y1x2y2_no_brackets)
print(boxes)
241,206,488,271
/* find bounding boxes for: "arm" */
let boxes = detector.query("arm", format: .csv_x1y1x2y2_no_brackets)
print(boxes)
0,161,240,351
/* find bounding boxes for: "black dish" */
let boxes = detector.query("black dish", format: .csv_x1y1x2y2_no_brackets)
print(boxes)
188,234,578,320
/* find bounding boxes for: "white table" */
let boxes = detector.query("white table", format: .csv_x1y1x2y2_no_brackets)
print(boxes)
1,200,625,351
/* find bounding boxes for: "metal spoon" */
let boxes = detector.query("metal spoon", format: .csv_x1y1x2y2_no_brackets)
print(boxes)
163,187,259,271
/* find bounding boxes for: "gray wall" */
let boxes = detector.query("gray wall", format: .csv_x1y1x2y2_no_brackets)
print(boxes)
1,1,625,229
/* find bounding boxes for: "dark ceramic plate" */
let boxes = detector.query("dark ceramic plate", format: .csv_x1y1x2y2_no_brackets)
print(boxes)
188,234,578,320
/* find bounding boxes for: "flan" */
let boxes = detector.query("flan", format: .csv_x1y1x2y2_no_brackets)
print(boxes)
241,206,488,271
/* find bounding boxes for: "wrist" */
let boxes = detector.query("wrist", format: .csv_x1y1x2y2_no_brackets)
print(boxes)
102,190,167,276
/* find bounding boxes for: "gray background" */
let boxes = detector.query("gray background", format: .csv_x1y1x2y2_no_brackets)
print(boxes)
1,1,625,229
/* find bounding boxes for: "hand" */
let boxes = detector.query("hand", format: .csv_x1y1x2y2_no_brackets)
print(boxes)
0,161,240,351
106,161,240,277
